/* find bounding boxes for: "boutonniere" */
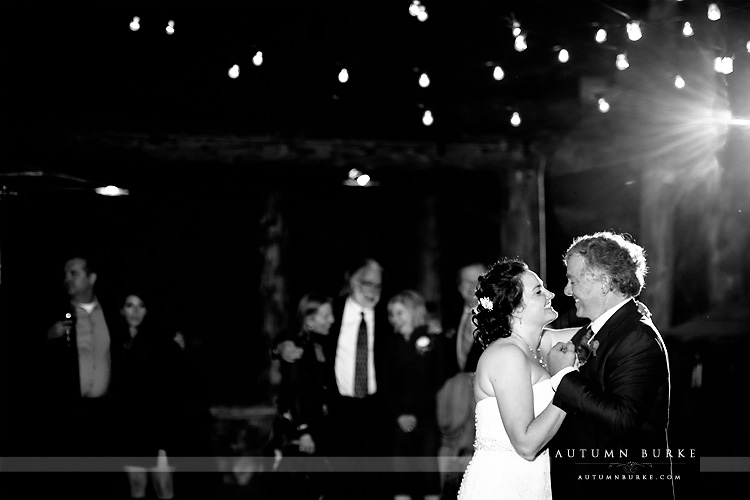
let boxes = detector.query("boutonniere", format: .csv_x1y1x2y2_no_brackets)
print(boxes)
577,337,600,367
415,335,432,355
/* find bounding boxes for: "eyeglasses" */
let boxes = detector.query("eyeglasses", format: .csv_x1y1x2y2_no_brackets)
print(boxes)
356,279,382,291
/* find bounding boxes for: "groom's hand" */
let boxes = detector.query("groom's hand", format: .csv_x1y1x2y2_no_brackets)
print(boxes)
547,342,576,374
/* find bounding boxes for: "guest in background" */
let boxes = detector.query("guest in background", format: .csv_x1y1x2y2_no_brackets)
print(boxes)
326,257,392,500
270,292,335,500
436,262,487,499
274,258,392,499
43,254,124,499
387,290,445,500
117,290,187,500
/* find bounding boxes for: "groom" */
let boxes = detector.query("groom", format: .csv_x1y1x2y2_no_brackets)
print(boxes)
547,231,674,500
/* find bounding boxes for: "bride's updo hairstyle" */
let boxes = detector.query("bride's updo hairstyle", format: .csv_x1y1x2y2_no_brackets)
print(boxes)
472,258,528,349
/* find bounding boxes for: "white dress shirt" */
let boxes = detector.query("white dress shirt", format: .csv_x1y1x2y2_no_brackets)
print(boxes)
335,297,376,396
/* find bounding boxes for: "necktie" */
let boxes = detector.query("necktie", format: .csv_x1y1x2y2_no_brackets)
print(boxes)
575,324,595,366
456,309,474,371
354,312,368,398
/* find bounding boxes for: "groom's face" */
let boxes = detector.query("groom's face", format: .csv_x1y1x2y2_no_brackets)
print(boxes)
564,253,607,321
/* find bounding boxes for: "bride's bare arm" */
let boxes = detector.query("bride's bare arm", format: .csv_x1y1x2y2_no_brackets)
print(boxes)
476,344,566,461
539,328,578,359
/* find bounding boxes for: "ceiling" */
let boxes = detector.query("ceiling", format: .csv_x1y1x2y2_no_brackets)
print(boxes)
3,0,653,140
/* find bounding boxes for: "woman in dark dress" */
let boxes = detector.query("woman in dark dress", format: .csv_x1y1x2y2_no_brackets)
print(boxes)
117,292,186,500
387,290,446,500
270,292,335,500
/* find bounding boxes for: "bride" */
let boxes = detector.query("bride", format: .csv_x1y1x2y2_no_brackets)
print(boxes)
457,258,577,500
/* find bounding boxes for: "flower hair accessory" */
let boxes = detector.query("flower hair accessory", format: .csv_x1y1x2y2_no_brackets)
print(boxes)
478,297,494,311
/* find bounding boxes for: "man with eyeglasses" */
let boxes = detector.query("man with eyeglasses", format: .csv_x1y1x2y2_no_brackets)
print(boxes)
324,257,393,500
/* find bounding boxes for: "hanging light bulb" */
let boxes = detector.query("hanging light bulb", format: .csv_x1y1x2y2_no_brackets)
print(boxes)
338,68,349,83
558,49,570,63
595,28,607,44
616,53,629,70
510,112,521,127
512,21,521,37
598,97,610,113
422,110,434,126
626,21,642,41
682,22,694,37
674,75,686,89
493,66,505,81
252,51,263,66
417,9,428,22
746,41,750,53
707,3,721,21
228,64,240,79
714,56,733,74
409,1,421,17
419,73,430,88
514,33,527,52
166,20,175,35
129,16,140,31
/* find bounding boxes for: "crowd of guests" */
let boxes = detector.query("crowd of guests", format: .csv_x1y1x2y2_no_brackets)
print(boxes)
267,257,489,500
38,254,212,500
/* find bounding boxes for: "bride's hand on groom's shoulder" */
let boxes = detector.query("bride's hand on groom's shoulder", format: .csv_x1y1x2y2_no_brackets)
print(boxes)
547,342,576,374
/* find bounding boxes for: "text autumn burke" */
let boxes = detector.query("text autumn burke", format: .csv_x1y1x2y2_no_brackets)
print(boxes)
554,449,697,459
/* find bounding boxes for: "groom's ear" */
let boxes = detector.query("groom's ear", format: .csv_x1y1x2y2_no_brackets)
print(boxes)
599,276,612,294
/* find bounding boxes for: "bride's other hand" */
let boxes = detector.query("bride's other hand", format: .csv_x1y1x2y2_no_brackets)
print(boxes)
547,342,576,375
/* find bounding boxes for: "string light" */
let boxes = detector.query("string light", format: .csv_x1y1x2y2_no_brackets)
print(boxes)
408,1,421,17
714,56,733,74
707,3,721,21
512,20,522,38
116,2,746,131
409,1,428,22
626,21,642,41
616,53,629,70
514,33,527,52
597,97,610,113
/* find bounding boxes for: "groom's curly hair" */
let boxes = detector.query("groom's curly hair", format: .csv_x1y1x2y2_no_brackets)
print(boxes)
472,258,527,349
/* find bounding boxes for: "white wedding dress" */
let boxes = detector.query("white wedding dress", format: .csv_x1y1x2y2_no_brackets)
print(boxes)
457,378,554,500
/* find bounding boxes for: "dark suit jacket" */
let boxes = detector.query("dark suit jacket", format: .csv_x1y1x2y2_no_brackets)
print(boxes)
550,299,673,499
